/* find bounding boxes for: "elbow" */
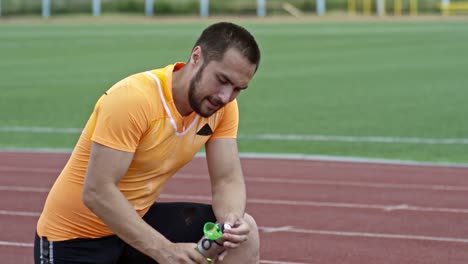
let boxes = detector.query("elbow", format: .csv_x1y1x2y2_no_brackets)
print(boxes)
82,183,100,210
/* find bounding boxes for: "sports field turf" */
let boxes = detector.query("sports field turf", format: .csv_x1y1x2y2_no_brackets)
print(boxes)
1,18,467,164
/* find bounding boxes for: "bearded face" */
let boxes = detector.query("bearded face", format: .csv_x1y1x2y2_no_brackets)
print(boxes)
187,48,257,118
188,63,225,118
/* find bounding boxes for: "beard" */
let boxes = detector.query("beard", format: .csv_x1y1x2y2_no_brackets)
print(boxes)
188,64,223,118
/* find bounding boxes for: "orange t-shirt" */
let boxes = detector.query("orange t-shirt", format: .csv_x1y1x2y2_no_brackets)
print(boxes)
37,63,239,241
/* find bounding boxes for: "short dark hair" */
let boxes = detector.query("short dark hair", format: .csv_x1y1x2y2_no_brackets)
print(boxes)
193,22,261,71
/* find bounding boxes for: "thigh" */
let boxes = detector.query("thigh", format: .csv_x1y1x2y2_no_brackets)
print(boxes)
119,202,217,264
34,233,125,264
143,202,216,243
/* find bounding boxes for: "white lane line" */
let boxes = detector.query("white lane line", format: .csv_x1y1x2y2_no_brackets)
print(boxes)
259,226,468,244
0,241,34,247
160,194,468,214
0,210,40,217
4,223,468,249
0,166,59,173
174,174,468,192
0,126,82,134
240,134,468,145
2,126,468,145
0,186,50,192
237,153,468,168
261,226,294,233
383,204,410,211
2,149,468,168
3,169,468,193
260,261,310,264
1,187,468,215
0,241,313,264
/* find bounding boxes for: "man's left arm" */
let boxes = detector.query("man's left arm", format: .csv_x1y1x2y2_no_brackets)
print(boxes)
205,138,249,249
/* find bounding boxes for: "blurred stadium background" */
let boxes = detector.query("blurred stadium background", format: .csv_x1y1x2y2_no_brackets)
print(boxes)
1,0,468,17
0,0,467,165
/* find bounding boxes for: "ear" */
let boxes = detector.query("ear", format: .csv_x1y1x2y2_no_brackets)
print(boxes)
190,46,203,66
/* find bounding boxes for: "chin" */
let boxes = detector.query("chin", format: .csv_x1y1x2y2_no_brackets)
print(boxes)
198,108,217,118
199,111,215,118
197,102,220,117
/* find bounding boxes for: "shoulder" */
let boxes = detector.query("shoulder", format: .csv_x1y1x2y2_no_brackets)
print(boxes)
100,72,160,113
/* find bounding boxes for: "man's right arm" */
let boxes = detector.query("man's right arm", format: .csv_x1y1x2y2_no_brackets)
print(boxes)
82,142,207,263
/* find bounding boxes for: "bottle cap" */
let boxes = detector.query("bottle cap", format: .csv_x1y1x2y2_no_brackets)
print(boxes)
203,222,224,240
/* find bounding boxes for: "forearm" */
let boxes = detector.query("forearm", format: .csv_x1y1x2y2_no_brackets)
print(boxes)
83,184,168,260
205,138,246,222
211,176,246,222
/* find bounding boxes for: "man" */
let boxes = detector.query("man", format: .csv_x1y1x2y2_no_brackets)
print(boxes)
35,22,261,264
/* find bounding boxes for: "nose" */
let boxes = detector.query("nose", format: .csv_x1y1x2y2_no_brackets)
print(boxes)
218,85,233,104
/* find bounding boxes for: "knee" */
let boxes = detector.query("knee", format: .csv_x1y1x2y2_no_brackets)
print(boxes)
243,213,259,246
219,213,260,263
243,213,260,262
243,213,258,232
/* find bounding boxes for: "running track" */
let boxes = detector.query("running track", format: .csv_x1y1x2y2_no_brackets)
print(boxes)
1,151,468,264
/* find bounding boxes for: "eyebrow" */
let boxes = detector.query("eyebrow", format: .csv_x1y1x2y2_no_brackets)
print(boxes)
219,73,248,90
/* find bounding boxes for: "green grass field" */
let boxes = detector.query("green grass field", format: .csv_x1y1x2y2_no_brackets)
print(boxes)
1,18,467,164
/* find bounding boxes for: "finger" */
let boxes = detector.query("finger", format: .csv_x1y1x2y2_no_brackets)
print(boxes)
222,240,244,249
186,243,210,264
223,220,249,235
222,233,249,249
217,250,229,261
190,249,210,264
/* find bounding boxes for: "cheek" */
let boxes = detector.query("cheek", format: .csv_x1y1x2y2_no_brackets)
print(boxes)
202,78,221,95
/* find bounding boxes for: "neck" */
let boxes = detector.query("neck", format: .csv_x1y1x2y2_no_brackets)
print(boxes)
172,67,192,117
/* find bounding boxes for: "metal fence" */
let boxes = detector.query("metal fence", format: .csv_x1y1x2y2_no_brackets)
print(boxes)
0,0,463,17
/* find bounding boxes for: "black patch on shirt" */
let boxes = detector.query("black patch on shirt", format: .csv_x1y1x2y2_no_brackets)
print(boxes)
196,124,213,136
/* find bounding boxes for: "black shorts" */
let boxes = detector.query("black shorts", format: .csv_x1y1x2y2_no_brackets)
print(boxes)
34,202,217,264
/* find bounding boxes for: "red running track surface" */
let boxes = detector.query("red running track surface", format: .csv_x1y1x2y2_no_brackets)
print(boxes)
1,151,468,264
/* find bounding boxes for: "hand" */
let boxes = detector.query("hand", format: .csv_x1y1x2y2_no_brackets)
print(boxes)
216,215,250,261
156,242,210,264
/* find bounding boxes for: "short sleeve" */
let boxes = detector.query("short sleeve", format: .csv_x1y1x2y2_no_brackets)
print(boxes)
210,100,239,139
91,79,151,152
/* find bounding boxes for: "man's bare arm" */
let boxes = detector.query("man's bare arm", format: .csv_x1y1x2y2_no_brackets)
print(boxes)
82,142,207,263
205,138,247,228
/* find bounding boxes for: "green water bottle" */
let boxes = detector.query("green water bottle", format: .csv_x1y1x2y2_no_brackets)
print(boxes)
195,222,228,263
